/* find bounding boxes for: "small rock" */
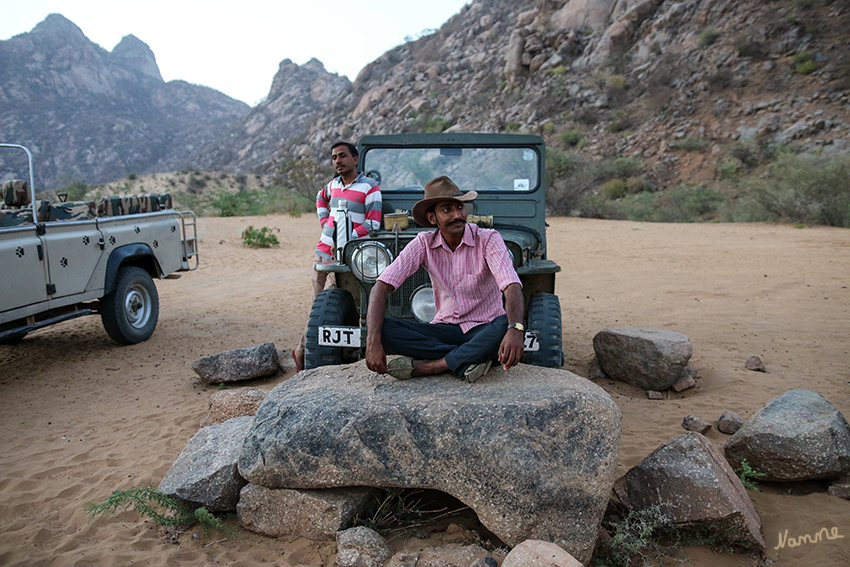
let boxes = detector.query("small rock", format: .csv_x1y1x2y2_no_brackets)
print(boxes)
387,553,420,567
671,375,696,392
718,411,745,435
647,390,664,400
418,544,490,567
745,356,766,372
501,540,582,567
682,414,712,434
192,343,281,384
470,558,499,567
828,478,850,500
201,388,269,427
336,526,392,567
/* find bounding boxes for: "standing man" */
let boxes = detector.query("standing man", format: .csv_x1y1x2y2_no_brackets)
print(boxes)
293,141,381,371
365,176,524,382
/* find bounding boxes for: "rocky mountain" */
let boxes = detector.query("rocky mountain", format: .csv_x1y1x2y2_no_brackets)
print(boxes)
0,14,249,189
206,0,849,191
2,1,848,194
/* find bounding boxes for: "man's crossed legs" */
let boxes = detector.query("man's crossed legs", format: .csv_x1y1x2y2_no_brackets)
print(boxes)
380,314,508,381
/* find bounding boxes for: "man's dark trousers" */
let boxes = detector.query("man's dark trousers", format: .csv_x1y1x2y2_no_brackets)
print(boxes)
380,314,508,373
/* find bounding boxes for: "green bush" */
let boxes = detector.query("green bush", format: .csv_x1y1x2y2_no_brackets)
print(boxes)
546,149,596,215
601,179,628,200
796,59,818,74
559,129,583,147
669,137,708,152
242,226,280,248
699,27,721,46
744,153,850,227
425,116,452,133
593,157,644,182
625,176,653,194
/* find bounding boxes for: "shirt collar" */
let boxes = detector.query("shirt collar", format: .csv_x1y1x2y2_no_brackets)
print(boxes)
336,172,364,187
429,222,476,251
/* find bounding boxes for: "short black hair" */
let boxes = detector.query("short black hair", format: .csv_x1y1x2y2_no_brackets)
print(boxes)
331,141,358,158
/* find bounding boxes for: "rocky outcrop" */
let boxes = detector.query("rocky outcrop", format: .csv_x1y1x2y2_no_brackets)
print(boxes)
238,361,621,565
0,14,248,189
614,432,766,550
724,389,850,481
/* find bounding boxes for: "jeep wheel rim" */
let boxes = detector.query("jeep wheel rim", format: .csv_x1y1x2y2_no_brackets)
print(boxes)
124,284,151,329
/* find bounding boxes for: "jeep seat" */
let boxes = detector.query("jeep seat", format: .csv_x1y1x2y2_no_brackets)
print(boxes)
2,180,31,207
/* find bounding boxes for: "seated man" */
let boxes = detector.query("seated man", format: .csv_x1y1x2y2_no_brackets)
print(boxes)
365,176,525,382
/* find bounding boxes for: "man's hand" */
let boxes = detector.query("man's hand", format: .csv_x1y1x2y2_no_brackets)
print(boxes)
499,283,525,370
365,340,388,374
499,327,525,371
365,281,393,374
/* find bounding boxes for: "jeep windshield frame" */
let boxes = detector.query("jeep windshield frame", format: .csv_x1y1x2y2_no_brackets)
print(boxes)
357,133,549,254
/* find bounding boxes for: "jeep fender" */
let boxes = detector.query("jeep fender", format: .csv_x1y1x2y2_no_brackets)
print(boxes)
104,244,162,295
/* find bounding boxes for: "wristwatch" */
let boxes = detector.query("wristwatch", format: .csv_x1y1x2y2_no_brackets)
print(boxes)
507,322,525,332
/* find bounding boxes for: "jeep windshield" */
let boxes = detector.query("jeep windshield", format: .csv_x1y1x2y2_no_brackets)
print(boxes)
361,146,540,193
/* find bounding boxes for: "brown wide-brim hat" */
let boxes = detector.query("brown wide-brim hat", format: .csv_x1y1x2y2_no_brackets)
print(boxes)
412,176,478,228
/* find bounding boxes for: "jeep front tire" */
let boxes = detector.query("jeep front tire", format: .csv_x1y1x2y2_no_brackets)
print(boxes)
305,289,358,369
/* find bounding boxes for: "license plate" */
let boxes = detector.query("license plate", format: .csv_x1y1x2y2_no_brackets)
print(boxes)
524,331,540,352
318,326,361,347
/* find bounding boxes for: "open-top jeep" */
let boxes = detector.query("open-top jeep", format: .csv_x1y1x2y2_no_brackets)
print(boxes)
0,143,198,344
304,133,562,370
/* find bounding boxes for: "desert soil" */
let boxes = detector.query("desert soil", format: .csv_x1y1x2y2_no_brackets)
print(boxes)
1,215,849,567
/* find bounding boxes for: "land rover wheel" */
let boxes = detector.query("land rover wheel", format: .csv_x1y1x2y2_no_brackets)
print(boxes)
101,266,159,344
305,289,358,369
524,293,564,368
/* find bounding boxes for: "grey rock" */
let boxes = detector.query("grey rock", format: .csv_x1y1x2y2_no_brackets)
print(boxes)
418,544,489,567
501,540,582,567
200,387,269,427
159,416,252,511
745,356,766,372
336,526,392,567
387,553,420,567
828,477,850,500
469,557,498,567
724,389,850,481
671,375,696,392
592,327,693,391
238,361,621,565
191,342,281,384
237,484,378,540
718,411,745,435
647,390,664,400
614,432,766,550
682,415,712,434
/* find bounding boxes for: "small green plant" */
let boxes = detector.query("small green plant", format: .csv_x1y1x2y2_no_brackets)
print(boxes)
242,226,280,248
736,459,767,491
85,485,237,538
796,59,818,74
699,27,721,46
128,173,137,180
595,504,676,567
425,116,453,133
601,179,628,200
559,129,583,147
669,137,708,152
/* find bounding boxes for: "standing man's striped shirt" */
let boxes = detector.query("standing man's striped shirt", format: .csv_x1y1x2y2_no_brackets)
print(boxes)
315,172,382,259
377,222,521,332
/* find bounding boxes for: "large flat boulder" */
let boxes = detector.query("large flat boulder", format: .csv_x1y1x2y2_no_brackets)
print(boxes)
724,389,850,481
238,361,621,565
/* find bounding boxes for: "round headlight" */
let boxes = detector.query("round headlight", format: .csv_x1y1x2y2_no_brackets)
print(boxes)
350,241,393,282
410,285,436,323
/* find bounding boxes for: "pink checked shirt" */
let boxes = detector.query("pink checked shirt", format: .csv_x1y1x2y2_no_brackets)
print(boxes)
378,223,521,332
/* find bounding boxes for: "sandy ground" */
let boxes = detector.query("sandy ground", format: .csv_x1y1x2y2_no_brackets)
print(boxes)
1,215,849,567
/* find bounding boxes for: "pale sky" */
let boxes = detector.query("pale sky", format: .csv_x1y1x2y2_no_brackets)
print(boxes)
0,0,471,106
